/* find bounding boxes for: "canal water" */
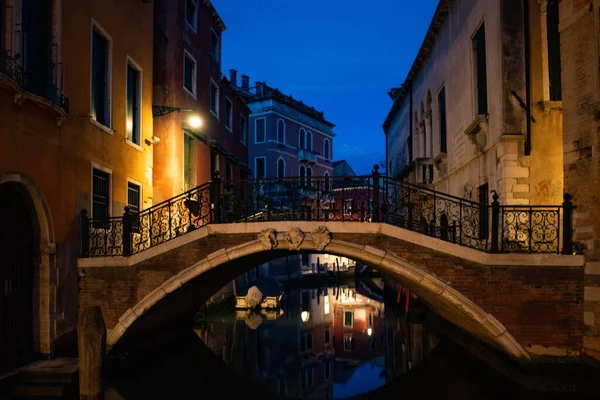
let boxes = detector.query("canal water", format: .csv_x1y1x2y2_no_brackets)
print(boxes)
106,276,600,399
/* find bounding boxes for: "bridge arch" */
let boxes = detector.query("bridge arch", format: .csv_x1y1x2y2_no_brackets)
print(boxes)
105,223,531,362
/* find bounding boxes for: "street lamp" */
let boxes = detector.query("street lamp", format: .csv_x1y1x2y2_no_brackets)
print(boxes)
152,105,202,128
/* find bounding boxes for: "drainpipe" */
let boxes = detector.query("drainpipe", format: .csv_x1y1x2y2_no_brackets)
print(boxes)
524,0,532,155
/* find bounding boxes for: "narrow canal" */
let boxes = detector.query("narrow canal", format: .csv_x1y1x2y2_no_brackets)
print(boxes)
106,266,600,399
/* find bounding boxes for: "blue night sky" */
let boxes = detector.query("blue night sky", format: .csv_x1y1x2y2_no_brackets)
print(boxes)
211,0,439,175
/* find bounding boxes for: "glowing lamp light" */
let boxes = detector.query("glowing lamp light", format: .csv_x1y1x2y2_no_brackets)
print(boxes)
367,328,373,336
301,311,310,322
188,115,202,128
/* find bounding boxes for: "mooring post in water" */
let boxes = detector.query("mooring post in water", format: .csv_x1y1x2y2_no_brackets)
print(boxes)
78,305,106,400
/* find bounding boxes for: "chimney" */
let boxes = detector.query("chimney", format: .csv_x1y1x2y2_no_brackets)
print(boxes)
241,74,250,90
229,69,238,87
255,82,264,96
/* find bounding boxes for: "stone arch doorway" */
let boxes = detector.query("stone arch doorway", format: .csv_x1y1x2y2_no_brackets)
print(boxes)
0,182,38,370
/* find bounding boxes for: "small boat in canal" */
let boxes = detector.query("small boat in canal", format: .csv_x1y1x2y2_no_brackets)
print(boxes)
235,277,284,309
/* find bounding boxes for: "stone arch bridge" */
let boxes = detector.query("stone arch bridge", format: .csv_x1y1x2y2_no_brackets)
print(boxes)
78,172,584,363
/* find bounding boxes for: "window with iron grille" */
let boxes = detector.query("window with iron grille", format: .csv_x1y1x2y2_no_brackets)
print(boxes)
127,182,141,231
92,168,110,223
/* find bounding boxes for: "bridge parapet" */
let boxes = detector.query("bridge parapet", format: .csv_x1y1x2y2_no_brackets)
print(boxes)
79,166,576,259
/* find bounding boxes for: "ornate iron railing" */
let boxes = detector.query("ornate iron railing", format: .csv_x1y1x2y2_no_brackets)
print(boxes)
79,167,575,258
0,51,69,114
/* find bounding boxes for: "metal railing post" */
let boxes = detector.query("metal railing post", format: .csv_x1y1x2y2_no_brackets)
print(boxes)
80,209,90,257
212,171,222,223
122,207,132,257
491,190,500,253
562,193,574,255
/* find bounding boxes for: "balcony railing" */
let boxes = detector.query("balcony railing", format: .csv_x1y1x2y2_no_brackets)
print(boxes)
297,148,318,163
80,167,576,258
0,51,69,115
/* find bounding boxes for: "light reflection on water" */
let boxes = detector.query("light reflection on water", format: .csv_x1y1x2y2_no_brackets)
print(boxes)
195,279,437,399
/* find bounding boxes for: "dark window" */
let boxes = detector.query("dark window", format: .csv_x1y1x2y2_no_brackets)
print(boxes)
185,0,197,30
0,0,5,56
324,329,330,344
299,129,305,149
184,53,195,95
255,119,265,143
344,311,353,327
92,168,110,222
255,158,265,179
210,81,219,115
277,120,285,144
210,30,220,62
240,116,247,144
324,139,330,159
306,132,313,151
225,98,233,130
22,0,52,98
127,182,140,213
126,63,141,145
438,87,447,153
277,158,285,178
478,183,489,240
473,24,488,115
92,29,110,127
547,0,562,101
183,134,196,191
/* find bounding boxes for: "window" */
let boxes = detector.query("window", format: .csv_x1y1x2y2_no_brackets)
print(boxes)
306,131,313,151
91,26,111,128
127,181,141,213
344,199,353,216
277,157,285,178
92,167,111,222
478,183,489,240
210,30,220,62
473,23,488,115
255,157,266,179
344,310,353,327
185,0,197,31
126,61,141,146
225,98,233,131
547,0,562,101
343,334,355,351
21,0,52,99
275,119,285,144
210,79,219,117
299,165,306,186
255,118,266,143
324,328,330,344
324,139,330,160
240,115,247,145
183,51,196,96
299,128,305,149
301,332,313,351
438,87,447,153
183,134,196,191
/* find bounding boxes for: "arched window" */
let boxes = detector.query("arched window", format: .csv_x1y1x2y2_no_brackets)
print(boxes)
324,139,330,160
306,167,313,186
277,119,285,144
277,157,285,178
324,172,330,193
306,131,313,151
299,165,306,186
299,129,306,149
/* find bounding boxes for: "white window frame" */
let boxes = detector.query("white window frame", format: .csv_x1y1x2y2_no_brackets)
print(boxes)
91,162,113,220
276,156,286,178
125,55,143,149
240,114,247,145
254,117,266,144
225,97,233,132
323,138,330,160
90,20,113,133
126,177,142,213
254,156,266,179
210,28,220,62
343,310,353,327
210,78,220,118
276,118,286,144
183,49,197,98
185,0,198,32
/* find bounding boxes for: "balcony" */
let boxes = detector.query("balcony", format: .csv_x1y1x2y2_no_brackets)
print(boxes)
0,51,69,116
297,148,318,163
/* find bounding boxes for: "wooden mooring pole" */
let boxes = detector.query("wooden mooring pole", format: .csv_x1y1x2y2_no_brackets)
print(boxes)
78,305,106,400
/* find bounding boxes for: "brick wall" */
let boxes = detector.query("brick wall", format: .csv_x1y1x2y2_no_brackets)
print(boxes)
560,0,600,365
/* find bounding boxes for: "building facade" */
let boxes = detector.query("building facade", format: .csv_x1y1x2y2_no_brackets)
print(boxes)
152,0,250,204
0,0,154,369
559,0,600,365
384,0,564,207
235,77,335,180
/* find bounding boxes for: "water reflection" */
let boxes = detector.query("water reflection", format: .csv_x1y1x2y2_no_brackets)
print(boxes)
195,279,437,399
